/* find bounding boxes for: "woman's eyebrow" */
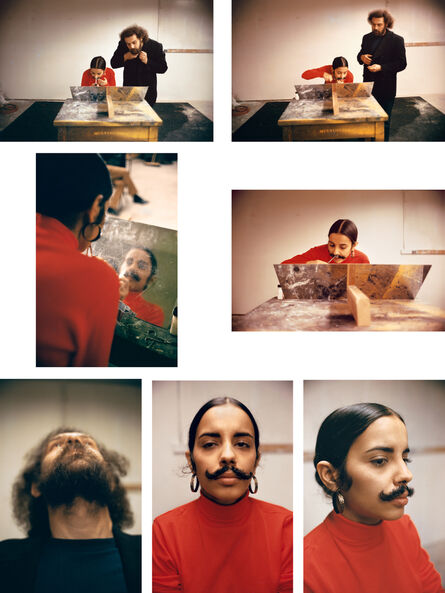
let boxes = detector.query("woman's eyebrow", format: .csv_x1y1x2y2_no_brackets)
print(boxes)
365,446,410,453
197,431,254,439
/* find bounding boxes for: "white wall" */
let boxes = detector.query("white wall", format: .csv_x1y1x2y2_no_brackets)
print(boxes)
0,0,213,101
233,0,445,100
232,190,445,314
152,381,293,519
0,380,141,539
304,380,445,580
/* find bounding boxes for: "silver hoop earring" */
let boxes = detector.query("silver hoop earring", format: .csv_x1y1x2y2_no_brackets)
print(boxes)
190,474,199,493
249,475,258,494
333,489,345,514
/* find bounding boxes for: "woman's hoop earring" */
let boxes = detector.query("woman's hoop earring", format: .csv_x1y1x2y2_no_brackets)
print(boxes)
249,475,258,494
190,474,199,493
81,223,102,243
333,489,345,514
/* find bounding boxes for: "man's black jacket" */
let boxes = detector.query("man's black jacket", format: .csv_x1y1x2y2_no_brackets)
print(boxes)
0,529,141,593
110,38,168,106
357,29,407,99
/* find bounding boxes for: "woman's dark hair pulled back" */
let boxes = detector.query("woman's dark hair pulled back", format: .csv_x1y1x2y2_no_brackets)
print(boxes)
314,402,404,496
36,154,112,229
328,219,358,244
332,56,348,70
90,56,106,70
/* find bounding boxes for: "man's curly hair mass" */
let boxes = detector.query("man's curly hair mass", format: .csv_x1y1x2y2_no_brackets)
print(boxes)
12,427,134,537
120,25,149,44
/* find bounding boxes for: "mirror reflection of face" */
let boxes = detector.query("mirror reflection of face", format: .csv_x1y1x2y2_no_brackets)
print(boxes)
187,404,259,505
371,17,386,36
334,67,348,82
124,34,142,54
327,232,354,260
90,68,104,79
341,415,413,524
120,248,152,292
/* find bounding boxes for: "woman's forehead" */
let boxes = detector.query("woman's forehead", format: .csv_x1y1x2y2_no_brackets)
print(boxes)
197,405,254,432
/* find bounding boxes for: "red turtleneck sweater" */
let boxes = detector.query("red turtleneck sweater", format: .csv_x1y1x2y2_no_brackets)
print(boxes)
304,512,444,593
123,292,164,327
282,244,369,264
153,492,293,593
36,214,120,366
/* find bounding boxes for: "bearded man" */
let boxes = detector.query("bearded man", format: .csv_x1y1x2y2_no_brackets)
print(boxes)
0,428,141,593
111,24,168,106
357,9,407,141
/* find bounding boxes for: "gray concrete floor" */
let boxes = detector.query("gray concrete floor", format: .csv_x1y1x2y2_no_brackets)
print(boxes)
232,94,445,133
109,157,177,230
0,99,33,132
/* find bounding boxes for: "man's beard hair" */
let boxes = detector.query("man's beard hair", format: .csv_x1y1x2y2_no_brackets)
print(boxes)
38,450,114,509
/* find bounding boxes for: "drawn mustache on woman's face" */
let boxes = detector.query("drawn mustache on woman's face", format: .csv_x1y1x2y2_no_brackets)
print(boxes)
379,483,414,502
205,465,252,481
124,271,141,282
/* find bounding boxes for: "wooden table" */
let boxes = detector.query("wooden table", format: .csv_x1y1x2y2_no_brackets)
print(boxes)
278,95,387,141
232,298,445,331
54,99,162,141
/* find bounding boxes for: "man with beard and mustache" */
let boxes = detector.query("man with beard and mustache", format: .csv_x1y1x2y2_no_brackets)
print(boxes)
110,24,167,106
281,218,370,264
357,9,407,141
0,428,141,593
119,246,164,327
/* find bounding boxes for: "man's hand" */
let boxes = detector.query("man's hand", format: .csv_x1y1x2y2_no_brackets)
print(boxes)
367,64,382,72
323,72,333,83
119,276,130,300
360,54,372,65
97,77,108,86
124,51,138,61
139,51,148,64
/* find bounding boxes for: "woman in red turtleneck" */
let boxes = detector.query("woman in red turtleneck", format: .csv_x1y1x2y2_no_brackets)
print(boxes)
305,403,444,593
153,397,293,593
282,218,370,264
36,154,127,367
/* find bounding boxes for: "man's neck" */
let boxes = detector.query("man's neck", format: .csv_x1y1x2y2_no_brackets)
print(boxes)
48,497,114,539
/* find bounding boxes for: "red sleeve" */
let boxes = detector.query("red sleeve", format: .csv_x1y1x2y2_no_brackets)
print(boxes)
153,518,182,593
346,70,354,82
107,68,116,86
81,70,91,86
76,259,120,366
281,246,323,264
301,66,329,80
278,514,293,593
406,517,444,593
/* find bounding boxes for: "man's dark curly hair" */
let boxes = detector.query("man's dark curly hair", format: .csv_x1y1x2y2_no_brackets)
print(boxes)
368,9,394,29
120,25,149,44
12,427,134,537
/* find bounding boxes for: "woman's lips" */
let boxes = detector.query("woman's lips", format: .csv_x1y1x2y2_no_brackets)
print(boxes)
390,496,408,507
216,474,239,485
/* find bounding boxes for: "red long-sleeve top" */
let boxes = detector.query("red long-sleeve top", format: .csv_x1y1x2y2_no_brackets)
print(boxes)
123,292,164,327
81,68,116,86
36,214,120,366
281,244,369,264
304,512,444,593
301,65,354,84
153,492,293,593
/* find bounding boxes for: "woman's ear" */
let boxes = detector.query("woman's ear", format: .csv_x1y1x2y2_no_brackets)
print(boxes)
185,451,194,473
88,194,104,224
254,450,261,471
316,461,339,492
